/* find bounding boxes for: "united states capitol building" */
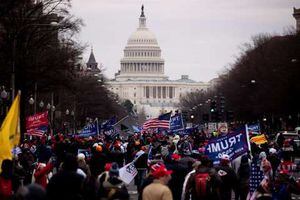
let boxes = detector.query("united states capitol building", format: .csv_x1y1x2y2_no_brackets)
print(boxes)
102,6,210,118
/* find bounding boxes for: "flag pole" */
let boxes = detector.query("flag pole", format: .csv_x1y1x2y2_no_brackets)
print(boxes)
113,115,129,127
95,118,100,136
245,124,252,153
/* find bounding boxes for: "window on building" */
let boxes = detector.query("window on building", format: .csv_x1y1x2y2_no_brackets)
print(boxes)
134,93,136,97
158,86,161,98
153,87,156,98
162,86,166,99
169,86,173,98
146,86,149,98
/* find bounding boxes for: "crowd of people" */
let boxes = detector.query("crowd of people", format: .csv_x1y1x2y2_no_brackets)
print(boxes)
0,129,299,200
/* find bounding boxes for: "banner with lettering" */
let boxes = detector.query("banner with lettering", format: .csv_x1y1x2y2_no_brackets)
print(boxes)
247,123,260,135
78,123,97,137
205,128,249,164
119,162,138,184
170,114,184,131
26,112,49,129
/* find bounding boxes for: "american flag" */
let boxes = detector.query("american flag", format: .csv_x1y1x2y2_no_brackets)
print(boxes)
249,160,264,193
25,126,47,137
142,112,171,130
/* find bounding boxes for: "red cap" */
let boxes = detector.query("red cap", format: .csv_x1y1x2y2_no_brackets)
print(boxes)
171,154,181,161
105,163,112,171
152,165,172,179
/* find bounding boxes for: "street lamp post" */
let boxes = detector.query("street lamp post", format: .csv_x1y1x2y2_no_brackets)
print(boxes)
0,86,9,119
28,96,35,114
46,92,55,135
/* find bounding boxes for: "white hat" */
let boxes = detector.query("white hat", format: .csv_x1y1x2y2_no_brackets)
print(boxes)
173,135,180,143
93,143,98,148
269,148,277,154
77,153,86,160
259,151,267,159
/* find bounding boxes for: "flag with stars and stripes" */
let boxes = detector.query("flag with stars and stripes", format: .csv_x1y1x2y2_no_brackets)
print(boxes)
249,160,264,193
142,112,171,130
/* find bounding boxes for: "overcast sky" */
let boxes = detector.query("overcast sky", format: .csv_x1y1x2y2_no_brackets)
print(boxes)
70,0,300,82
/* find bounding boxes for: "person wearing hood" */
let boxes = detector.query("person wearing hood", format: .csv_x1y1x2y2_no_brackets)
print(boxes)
215,154,238,200
236,155,250,200
98,162,129,200
267,148,280,178
46,154,84,200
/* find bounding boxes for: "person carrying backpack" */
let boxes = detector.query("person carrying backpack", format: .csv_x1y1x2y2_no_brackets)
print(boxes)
97,162,129,200
183,156,221,200
215,154,238,200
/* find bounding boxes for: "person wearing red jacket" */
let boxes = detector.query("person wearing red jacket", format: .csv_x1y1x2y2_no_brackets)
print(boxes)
33,159,54,189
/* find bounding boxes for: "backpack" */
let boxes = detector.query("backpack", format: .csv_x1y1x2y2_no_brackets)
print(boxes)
194,172,212,199
0,177,12,197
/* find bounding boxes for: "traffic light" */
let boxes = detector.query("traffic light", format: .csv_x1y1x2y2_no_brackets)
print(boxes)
219,96,225,113
210,100,217,112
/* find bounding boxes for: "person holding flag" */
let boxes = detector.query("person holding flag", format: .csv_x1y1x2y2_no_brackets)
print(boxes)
0,92,21,199
0,92,21,168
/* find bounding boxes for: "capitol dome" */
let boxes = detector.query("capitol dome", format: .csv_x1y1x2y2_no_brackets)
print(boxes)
126,6,159,46
116,5,167,81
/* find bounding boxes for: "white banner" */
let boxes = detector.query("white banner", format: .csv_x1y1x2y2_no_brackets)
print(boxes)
119,162,138,184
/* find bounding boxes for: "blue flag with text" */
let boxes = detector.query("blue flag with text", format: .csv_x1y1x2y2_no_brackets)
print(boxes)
78,123,97,137
170,113,184,131
247,123,260,135
205,127,249,163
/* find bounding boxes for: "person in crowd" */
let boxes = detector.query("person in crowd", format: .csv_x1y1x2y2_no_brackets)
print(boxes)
0,159,14,200
14,183,46,200
166,154,188,200
183,156,222,200
251,152,273,200
138,162,164,200
46,154,84,200
267,148,280,178
97,162,129,200
77,153,91,179
181,161,201,200
277,151,297,176
134,146,149,192
142,164,173,200
272,171,300,200
235,155,250,200
215,154,238,200
32,157,55,189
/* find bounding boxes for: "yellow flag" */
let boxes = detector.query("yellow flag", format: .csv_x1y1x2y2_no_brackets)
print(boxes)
250,134,267,145
0,92,21,167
